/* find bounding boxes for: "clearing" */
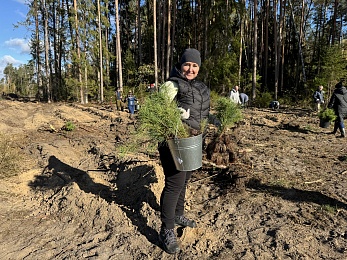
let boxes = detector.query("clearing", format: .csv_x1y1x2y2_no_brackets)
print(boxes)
0,99,346,259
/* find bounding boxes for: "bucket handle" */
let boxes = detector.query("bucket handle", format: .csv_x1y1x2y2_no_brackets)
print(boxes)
174,120,180,140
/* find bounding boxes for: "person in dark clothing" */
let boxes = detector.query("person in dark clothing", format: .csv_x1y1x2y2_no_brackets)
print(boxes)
328,81,347,138
115,88,125,111
269,100,280,109
158,48,210,254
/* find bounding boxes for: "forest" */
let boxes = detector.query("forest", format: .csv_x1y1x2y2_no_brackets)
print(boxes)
1,0,347,106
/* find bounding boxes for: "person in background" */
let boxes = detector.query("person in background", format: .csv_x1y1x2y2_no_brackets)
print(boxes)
313,85,325,112
328,81,347,138
269,100,280,110
230,85,241,104
158,48,210,254
115,88,125,111
147,83,157,94
126,90,137,119
239,92,249,107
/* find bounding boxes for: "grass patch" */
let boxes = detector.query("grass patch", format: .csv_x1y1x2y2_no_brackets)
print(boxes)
269,179,293,189
0,133,23,179
62,121,76,131
320,204,338,214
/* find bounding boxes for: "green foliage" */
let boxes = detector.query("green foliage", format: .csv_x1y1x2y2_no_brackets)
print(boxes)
117,91,191,157
2,63,35,97
209,90,221,108
202,52,239,93
63,121,76,131
214,97,243,134
312,45,347,88
137,91,190,142
135,64,156,87
253,92,273,108
0,134,22,179
117,129,158,158
318,108,337,122
320,204,338,214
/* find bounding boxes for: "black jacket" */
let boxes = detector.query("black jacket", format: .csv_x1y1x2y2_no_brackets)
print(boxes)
168,65,210,130
328,86,347,115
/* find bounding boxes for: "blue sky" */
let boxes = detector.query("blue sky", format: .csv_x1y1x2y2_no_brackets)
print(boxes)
0,0,31,79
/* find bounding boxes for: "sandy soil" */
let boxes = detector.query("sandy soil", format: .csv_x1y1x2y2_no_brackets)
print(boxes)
0,99,346,260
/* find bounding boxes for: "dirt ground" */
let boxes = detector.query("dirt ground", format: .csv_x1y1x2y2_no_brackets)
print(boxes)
0,99,346,260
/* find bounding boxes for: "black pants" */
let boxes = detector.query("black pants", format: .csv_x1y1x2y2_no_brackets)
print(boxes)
333,113,347,132
158,142,192,229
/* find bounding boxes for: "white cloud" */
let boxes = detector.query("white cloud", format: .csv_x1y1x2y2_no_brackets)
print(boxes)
15,9,27,19
13,0,28,4
0,55,23,79
1,55,22,66
4,38,30,54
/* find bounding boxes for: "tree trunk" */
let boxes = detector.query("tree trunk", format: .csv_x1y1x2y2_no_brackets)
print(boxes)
274,0,279,100
137,0,142,65
34,0,42,100
252,0,258,100
115,0,123,91
154,0,158,89
97,0,103,103
279,0,286,93
166,0,171,79
238,0,246,87
264,0,269,90
43,0,51,103
73,0,83,103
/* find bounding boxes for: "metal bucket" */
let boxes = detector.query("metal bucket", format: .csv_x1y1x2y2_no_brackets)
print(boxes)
167,134,202,171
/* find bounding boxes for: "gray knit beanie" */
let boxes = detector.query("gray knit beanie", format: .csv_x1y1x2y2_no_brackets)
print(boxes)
180,48,201,67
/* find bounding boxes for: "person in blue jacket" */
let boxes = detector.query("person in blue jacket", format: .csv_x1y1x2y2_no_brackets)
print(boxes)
239,92,249,107
126,90,137,119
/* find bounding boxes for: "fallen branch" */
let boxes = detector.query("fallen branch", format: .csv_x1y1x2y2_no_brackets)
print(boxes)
202,160,228,169
78,125,93,132
202,160,253,170
304,179,323,184
191,172,219,184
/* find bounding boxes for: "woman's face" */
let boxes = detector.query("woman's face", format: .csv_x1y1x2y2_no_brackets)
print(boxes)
181,62,200,80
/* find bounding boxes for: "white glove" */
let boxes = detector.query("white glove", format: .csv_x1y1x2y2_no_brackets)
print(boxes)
178,107,190,119
322,101,324,104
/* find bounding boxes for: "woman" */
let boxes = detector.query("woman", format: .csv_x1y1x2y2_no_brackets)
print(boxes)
158,48,210,254
328,81,347,138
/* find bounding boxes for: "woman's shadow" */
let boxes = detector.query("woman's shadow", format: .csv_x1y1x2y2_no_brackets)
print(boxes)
29,155,161,245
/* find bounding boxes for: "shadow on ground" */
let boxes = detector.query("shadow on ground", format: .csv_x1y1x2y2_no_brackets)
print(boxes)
247,178,347,210
28,155,160,245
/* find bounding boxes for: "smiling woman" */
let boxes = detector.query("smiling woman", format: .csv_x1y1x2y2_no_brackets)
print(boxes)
0,0,31,79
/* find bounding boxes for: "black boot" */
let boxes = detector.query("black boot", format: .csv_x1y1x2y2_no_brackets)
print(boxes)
336,128,345,138
330,121,338,134
159,228,180,254
175,215,197,228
